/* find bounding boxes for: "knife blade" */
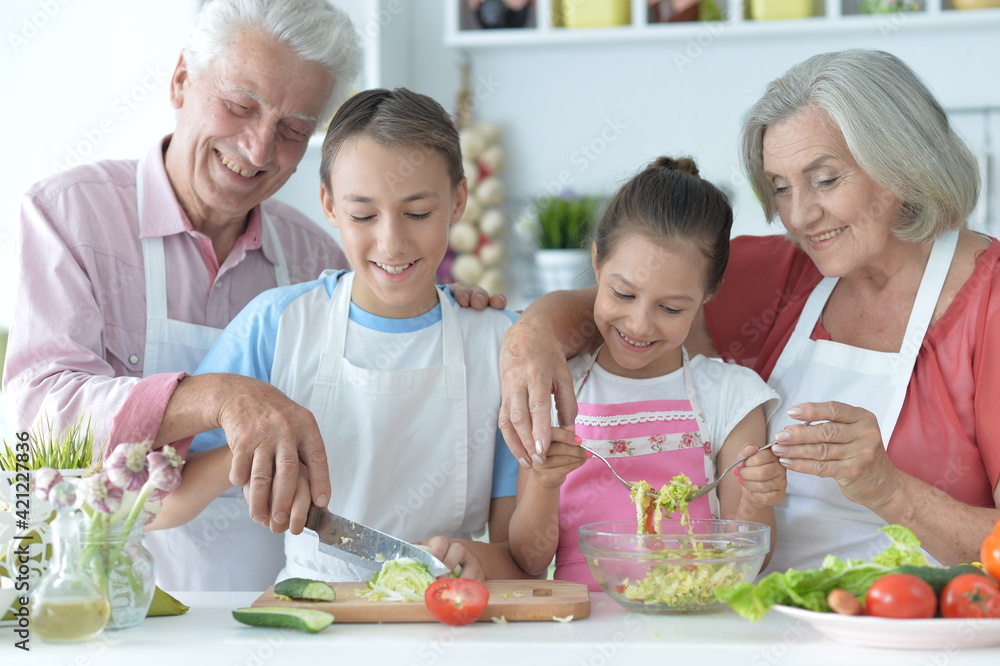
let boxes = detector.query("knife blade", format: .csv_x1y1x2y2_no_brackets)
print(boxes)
304,505,451,578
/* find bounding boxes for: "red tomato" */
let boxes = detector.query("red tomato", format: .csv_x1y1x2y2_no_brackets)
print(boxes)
982,519,1000,583
941,573,1000,619
865,574,937,619
643,506,657,534
424,579,490,626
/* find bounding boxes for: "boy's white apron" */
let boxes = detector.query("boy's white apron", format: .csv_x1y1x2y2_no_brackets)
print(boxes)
280,273,473,581
136,159,290,591
764,229,958,572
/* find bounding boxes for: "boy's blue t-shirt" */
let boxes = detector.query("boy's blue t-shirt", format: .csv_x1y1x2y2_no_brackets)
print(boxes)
190,271,519,498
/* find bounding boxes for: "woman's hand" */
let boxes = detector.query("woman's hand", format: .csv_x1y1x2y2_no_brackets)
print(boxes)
498,319,578,468
420,536,484,582
734,443,786,508
770,401,903,509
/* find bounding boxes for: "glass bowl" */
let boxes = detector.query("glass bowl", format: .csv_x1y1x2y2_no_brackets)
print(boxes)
579,519,770,614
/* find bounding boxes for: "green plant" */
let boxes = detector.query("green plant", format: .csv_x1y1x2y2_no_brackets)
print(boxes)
533,193,602,250
859,0,919,12
0,416,98,471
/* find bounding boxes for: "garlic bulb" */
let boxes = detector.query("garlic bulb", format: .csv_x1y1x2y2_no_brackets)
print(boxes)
478,267,504,295
479,208,505,237
480,144,505,174
461,196,482,226
479,241,505,267
475,176,503,207
449,222,479,253
451,253,484,284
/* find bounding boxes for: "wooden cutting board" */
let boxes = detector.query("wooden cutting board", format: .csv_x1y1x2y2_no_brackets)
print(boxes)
250,579,590,623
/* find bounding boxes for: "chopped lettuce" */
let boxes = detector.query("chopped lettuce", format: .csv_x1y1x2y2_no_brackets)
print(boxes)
624,559,746,607
715,525,929,621
360,558,437,602
630,475,697,534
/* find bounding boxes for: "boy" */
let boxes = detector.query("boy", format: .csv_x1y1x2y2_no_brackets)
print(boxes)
150,89,535,582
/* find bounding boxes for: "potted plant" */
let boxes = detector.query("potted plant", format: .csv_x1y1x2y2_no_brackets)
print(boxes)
530,191,602,294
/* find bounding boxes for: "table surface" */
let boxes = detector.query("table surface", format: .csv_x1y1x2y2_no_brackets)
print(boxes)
4,591,1000,665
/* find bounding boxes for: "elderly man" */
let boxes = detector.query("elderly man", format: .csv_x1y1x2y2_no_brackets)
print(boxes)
4,0,497,590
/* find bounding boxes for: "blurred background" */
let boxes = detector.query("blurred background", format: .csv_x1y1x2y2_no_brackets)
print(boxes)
2,0,998,325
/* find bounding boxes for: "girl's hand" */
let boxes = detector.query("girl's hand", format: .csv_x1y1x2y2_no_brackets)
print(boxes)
419,536,484,582
734,443,786,507
529,429,586,490
770,401,901,509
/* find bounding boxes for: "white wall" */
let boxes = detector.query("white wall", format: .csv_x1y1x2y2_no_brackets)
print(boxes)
403,8,1000,243
1,0,202,329
5,1,1000,326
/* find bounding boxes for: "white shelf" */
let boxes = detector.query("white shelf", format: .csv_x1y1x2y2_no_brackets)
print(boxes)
445,0,1000,48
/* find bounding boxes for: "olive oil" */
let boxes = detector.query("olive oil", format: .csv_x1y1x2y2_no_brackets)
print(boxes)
33,597,111,642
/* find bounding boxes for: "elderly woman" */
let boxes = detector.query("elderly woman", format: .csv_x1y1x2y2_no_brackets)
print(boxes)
500,49,1000,572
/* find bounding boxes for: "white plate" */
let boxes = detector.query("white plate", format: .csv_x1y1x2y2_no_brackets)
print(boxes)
772,604,1000,650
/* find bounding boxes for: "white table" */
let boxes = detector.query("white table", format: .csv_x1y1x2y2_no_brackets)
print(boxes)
6,592,999,665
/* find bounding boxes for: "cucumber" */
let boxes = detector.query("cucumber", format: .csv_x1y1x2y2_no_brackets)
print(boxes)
891,564,986,594
274,577,337,602
232,607,334,633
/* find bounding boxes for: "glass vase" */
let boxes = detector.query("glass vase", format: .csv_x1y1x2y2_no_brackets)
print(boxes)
31,509,110,642
79,519,155,630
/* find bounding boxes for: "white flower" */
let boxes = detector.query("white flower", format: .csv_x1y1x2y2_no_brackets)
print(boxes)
147,445,184,494
82,473,124,515
105,440,152,491
33,467,62,501
48,480,79,510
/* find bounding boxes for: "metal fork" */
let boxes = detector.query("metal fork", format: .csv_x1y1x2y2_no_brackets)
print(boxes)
687,441,777,501
579,445,657,498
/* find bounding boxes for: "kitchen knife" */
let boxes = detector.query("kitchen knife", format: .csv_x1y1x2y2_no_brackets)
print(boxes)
304,505,451,578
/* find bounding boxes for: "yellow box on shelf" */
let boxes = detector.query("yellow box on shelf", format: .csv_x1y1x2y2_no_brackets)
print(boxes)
750,0,817,18
555,0,632,27
951,0,1000,8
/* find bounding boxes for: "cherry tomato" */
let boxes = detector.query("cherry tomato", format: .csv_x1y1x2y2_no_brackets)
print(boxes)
865,574,937,619
941,573,1000,619
424,578,490,626
982,518,1000,583
643,506,657,534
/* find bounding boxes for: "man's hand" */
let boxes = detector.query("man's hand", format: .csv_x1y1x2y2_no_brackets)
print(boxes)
448,282,506,310
156,373,331,533
214,376,330,532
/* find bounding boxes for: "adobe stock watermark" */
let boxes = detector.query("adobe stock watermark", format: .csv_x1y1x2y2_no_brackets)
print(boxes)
49,63,171,174
541,117,629,196
672,20,727,73
8,0,74,52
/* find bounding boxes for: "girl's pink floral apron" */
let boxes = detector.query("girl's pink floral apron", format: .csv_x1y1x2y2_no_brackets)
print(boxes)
555,348,717,590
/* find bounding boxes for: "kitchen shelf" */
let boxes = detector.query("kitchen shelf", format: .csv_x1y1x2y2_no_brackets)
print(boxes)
445,0,1000,47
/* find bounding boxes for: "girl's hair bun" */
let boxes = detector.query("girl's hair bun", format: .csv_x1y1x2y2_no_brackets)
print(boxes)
649,156,700,177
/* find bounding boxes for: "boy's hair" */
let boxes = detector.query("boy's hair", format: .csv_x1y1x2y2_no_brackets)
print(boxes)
593,156,732,295
320,88,464,191
184,0,360,122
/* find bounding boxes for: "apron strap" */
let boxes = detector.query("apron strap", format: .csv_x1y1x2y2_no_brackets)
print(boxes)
262,212,291,287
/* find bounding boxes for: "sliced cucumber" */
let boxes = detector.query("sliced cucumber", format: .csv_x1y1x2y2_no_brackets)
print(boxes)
274,577,337,602
892,564,986,594
232,607,334,633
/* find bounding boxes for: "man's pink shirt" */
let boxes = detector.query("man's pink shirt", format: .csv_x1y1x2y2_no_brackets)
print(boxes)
4,136,348,452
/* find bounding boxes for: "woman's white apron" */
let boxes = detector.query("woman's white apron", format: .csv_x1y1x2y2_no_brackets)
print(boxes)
279,273,471,581
136,159,290,591
764,230,958,572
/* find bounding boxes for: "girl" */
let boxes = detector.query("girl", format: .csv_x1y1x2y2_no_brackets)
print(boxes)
508,157,786,588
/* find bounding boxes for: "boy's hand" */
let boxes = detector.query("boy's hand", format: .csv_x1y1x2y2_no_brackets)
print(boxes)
734,443,786,507
419,536,484,582
529,428,586,490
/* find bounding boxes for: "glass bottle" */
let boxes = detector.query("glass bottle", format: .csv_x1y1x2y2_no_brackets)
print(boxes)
80,519,155,630
32,509,110,642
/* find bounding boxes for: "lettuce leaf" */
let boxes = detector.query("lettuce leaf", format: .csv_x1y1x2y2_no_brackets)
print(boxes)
715,525,928,621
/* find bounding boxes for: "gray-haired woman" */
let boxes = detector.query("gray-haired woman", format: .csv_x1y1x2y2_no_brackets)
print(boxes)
499,49,1000,572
